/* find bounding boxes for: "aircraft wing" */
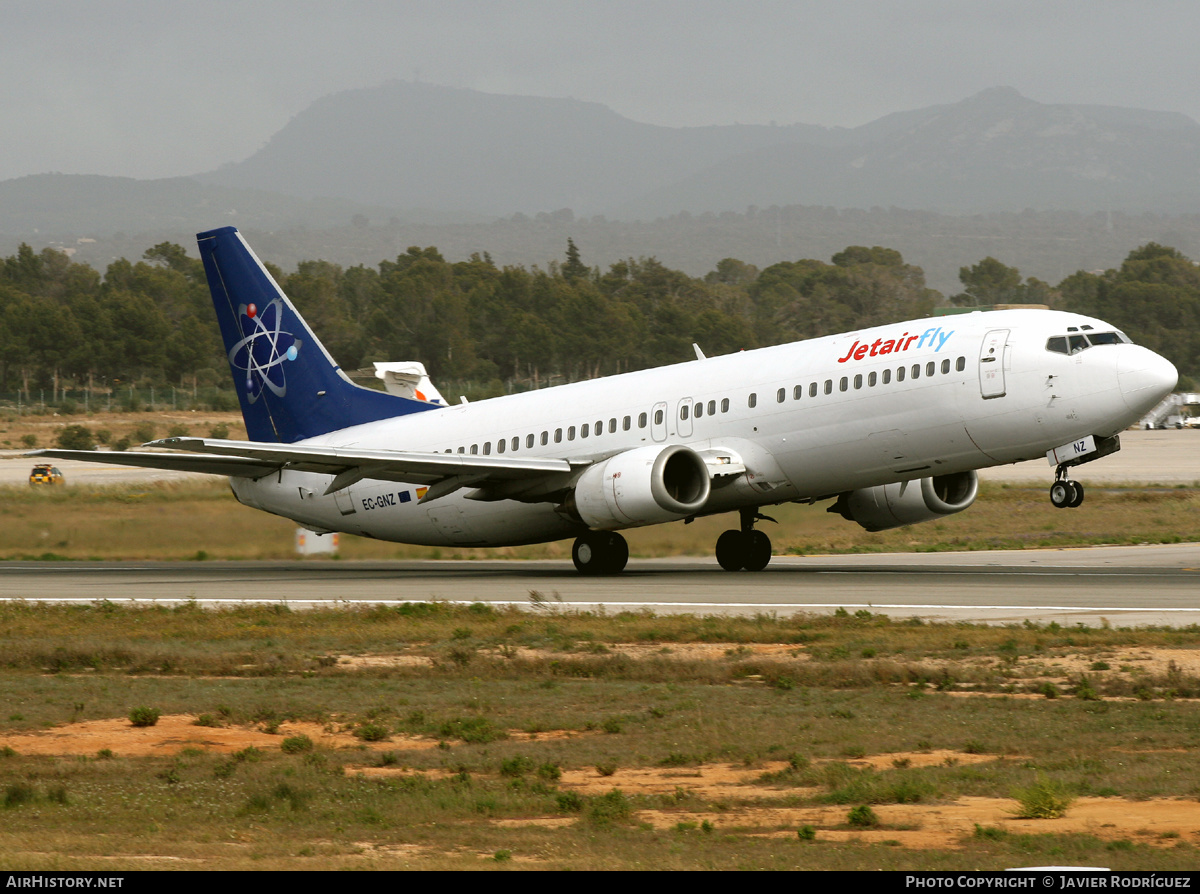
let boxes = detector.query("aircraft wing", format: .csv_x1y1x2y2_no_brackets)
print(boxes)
34,438,581,504
156,437,580,502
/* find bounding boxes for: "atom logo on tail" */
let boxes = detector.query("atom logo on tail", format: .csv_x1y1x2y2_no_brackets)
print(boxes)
228,299,302,402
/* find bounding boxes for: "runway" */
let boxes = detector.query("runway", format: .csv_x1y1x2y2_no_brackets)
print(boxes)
2,543,1197,626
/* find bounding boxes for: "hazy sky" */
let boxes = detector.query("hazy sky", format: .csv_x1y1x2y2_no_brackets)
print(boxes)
4,0,1200,182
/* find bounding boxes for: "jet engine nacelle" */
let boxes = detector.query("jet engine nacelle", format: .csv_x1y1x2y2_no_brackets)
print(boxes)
832,471,979,532
573,445,711,529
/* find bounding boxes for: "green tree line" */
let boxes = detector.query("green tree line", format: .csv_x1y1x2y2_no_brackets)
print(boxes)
0,239,1196,402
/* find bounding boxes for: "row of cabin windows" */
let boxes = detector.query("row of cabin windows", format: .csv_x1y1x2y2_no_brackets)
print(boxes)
768,355,968,405
448,355,969,453
446,398,736,455
451,413,632,456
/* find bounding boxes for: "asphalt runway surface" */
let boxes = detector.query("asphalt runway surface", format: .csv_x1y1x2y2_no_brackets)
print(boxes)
2,544,1197,626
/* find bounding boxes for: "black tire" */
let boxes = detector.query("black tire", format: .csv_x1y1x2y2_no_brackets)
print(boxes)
601,531,629,573
715,529,747,571
743,530,772,572
1049,481,1072,508
1067,480,1085,508
572,534,604,575
572,532,628,575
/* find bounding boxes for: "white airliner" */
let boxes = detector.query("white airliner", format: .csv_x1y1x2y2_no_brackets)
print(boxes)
37,227,1178,574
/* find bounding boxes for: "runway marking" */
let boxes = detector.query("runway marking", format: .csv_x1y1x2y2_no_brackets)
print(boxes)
9,597,1200,615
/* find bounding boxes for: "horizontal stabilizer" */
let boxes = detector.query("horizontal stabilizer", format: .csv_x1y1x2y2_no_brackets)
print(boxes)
28,449,279,479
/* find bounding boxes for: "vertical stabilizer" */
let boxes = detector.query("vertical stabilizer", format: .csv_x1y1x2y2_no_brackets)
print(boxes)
198,226,437,442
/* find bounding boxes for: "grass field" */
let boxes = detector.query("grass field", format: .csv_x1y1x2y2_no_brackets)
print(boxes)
2,602,1200,869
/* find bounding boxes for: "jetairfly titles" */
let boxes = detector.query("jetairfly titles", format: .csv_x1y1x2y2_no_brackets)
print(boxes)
837,326,956,364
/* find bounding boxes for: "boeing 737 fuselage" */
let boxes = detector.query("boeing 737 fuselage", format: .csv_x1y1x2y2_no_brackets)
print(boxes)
37,227,1179,574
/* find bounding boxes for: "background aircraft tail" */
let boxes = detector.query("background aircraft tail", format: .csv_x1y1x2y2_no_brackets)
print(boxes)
198,226,438,443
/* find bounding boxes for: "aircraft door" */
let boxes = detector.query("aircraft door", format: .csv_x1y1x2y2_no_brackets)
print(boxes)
676,398,693,438
979,329,1009,399
651,401,668,442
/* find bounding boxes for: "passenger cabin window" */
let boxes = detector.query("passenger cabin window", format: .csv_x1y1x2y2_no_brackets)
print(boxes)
926,361,935,377
824,379,832,395
839,377,848,392
527,434,535,448
623,416,631,431
496,440,504,454
581,422,589,437
897,367,905,382
694,403,703,418
541,431,548,446
721,398,730,413
911,364,920,379
941,359,950,374
853,374,862,389
680,405,689,420
882,369,892,384
512,436,519,451
457,446,465,454
868,371,877,386
654,409,664,424
609,418,617,433
555,429,563,443
595,419,603,434
955,356,966,372
793,385,803,400
567,426,575,441
809,382,818,397
707,400,716,415
471,444,478,454
748,393,757,408
777,388,786,403
639,413,647,428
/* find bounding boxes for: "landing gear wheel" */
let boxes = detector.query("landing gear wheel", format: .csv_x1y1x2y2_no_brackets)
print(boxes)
1050,480,1072,509
716,530,746,571
743,530,773,572
1067,481,1085,508
572,531,629,575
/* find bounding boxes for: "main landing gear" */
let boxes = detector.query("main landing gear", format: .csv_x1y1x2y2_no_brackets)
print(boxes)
572,531,629,575
715,508,776,571
1049,467,1085,509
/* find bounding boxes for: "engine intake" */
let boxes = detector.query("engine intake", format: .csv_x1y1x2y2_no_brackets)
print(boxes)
831,470,979,532
573,445,711,529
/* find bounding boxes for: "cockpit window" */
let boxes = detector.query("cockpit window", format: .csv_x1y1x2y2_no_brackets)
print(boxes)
1046,331,1129,355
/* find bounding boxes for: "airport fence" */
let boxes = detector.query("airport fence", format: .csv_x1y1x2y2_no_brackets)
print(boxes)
0,386,241,415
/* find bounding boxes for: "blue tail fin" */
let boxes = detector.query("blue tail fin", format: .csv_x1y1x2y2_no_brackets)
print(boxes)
198,226,437,443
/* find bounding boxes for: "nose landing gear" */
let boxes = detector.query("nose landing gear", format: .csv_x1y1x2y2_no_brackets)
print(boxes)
1049,468,1085,509
715,508,776,571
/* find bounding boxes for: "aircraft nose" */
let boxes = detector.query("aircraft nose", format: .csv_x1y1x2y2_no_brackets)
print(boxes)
1117,346,1178,414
